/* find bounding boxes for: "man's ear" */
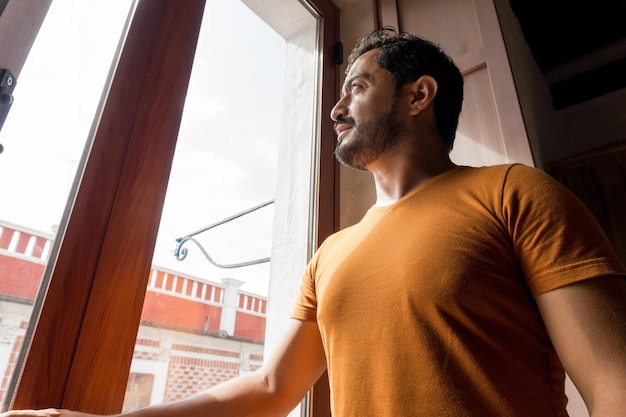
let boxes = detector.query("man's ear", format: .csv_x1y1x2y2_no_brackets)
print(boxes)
407,75,437,115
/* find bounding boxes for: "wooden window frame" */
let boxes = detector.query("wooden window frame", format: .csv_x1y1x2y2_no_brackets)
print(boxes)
3,0,338,415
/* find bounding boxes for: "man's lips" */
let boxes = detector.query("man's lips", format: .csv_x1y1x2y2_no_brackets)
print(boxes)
335,123,353,138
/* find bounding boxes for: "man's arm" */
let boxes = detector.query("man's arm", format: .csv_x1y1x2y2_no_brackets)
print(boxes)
1,319,327,417
536,275,626,417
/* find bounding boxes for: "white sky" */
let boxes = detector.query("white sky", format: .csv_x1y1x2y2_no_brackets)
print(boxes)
0,0,287,296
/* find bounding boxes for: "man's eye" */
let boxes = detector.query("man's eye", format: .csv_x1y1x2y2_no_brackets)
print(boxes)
351,83,363,90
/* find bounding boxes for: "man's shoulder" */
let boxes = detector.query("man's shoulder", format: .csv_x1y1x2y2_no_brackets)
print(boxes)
453,163,521,183
464,163,549,183
466,162,532,174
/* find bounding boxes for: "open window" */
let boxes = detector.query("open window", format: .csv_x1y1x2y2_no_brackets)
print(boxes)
0,0,337,415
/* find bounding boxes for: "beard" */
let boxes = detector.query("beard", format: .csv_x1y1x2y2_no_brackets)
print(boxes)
334,102,406,170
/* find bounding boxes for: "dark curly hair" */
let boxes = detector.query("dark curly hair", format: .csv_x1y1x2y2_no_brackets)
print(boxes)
346,27,464,151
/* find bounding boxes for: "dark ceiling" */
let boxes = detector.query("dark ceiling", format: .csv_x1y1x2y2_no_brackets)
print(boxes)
509,0,626,109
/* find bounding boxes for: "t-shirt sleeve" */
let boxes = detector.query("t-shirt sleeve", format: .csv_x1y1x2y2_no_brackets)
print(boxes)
290,255,319,322
502,164,626,296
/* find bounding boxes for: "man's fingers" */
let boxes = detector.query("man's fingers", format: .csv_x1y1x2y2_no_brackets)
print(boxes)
1,409,62,417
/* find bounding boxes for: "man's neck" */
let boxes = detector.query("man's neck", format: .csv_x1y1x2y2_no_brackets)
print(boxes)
369,149,456,206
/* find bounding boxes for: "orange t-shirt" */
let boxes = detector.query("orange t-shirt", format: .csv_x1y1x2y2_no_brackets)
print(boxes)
292,164,625,417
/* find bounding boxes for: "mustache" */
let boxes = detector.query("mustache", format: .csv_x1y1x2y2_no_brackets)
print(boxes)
334,115,355,132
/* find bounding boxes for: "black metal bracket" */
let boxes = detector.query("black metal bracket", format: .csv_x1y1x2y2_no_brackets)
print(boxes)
333,41,343,66
0,68,16,153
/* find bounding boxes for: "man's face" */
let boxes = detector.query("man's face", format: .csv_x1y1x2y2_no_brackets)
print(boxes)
331,49,406,170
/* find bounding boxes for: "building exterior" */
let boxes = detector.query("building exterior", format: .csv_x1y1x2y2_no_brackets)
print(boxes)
0,220,266,410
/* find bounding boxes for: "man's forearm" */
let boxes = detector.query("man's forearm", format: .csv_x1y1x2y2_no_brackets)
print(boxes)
124,370,294,417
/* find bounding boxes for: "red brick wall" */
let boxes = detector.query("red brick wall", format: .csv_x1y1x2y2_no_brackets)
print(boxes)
164,354,240,401
0,331,25,403
0,225,50,299
0,223,268,408
141,291,223,332
234,312,266,340
0,255,44,299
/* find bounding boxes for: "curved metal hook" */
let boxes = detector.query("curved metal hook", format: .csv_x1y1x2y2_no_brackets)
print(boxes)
173,200,274,269
174,236,270,269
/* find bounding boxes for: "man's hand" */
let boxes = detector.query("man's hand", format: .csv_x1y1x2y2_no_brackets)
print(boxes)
0,409,99,417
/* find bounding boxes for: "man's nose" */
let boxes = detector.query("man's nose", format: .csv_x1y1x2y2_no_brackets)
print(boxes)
330,95,348,122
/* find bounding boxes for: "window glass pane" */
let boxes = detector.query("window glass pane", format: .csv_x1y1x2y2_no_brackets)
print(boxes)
124,0,319,415
0,0,132,407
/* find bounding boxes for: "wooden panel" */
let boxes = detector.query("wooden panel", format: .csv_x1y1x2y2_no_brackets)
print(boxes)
11,0,205,413
376,0,398,29
312,0,340,245
308,0,339,415
398,0,481,58
472,0,533,164
452,66,509,165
